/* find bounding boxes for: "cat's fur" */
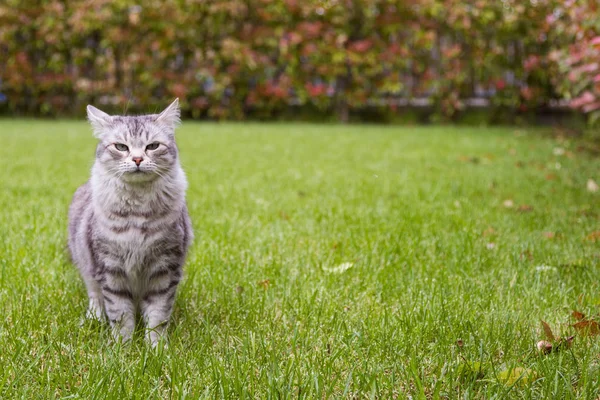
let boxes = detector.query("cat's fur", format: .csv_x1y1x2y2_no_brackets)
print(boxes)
68,99,193,346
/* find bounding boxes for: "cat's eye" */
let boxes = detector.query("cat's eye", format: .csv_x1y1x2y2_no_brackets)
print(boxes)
146,142,160,151
114,143,129,151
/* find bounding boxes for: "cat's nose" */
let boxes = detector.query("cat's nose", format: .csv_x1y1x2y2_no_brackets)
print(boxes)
132,157,143,166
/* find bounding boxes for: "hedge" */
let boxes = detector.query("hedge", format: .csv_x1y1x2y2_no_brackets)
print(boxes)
0,0,598,123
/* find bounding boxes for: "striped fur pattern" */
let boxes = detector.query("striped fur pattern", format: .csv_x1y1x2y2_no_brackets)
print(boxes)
68,99,193,346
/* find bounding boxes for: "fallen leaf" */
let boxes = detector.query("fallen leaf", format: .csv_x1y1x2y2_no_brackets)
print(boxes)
482,227,496,237
541,320,555,341
498,367,537,386
258,279,270,289
545,173,557,181
560,335,575,349
587,179,599,192
543,232,555,239
456,339,464,348
503,199,514,208
518,205,533,212
572,310,585,321
572,320,600,336
520,250,533,261
586,231,600,242
457,361,486,381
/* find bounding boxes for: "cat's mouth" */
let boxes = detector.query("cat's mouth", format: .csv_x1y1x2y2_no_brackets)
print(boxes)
120,168,157,183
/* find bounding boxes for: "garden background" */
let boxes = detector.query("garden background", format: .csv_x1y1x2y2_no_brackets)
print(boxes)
1,0,599,126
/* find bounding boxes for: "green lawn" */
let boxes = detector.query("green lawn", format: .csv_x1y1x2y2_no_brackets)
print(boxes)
0,121,599,398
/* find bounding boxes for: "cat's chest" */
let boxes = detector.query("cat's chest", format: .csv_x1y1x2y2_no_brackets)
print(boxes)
98,212,178,272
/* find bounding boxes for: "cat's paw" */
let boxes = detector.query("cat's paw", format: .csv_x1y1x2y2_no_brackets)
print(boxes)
110,322,134,345
150,338,169,350
145,325,169,349
85,307,104,321
146,331,168,349
111,329,133,345
85,298,104,321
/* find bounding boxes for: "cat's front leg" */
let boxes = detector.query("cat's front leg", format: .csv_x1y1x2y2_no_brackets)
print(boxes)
141,264,182,347
101,277,136,343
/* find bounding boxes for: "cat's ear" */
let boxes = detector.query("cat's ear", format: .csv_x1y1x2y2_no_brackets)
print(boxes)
155,98,180,129
86,105,113,138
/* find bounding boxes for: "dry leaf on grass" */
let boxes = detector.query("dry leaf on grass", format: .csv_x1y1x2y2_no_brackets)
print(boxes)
518,205,534,212
537,320,575,355
520,250,533,261
572,320,600,336
585,231,600,242
498,367,537,386
572,310,585,321
258,279,270,289
587,179,599,192
541,320,555,341
482,227,496,237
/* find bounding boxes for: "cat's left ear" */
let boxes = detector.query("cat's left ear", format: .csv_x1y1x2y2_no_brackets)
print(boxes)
155,98,181,129
86,105,113,138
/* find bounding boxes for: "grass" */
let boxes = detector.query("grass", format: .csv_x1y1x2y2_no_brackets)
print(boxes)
0,120,599,399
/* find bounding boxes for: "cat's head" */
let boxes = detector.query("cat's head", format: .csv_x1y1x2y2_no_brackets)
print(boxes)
87,99,181,183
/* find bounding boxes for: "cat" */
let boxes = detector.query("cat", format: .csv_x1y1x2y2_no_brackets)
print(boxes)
68,99,193,346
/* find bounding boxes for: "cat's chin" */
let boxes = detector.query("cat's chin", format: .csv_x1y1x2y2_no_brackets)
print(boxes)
119,170,159,184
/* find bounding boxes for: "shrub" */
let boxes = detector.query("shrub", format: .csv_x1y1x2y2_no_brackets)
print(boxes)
0,0,595,123
547,0,600,126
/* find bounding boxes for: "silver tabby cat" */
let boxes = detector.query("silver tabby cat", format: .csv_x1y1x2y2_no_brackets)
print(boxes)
68,99,193,346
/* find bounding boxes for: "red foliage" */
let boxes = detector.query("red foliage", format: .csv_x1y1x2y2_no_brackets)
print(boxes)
0,0,595,122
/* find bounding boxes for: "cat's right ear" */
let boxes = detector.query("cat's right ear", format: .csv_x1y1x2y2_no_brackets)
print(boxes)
86,105,112,138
